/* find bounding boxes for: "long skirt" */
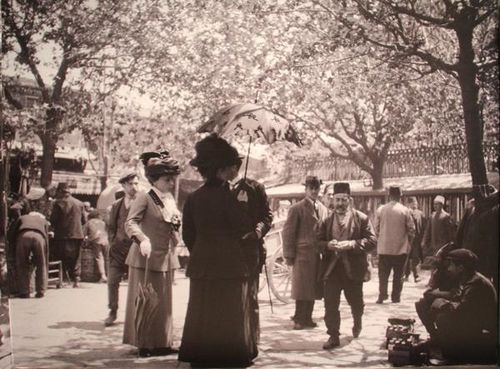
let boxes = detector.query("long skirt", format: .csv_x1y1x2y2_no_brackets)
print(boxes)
179,278,256,367
123,265,174,349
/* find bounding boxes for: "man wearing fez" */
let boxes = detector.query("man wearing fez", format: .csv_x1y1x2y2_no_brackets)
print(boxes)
316,183,376,349
283,175,328,330
422,195,455,260
50,182,87,288
104,172,140,326
374,186,415,303
8,187,50,298
416,249,497,365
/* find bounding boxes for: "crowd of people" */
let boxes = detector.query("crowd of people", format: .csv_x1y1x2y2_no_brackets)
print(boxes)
4,132,499,367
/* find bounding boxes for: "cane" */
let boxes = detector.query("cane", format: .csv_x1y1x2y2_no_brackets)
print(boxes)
263,262,274,314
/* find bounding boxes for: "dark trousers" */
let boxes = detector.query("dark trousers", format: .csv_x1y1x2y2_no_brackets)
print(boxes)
293,300,315,324
434,313,496,364
56,239,82,282
378,254,407,301
16,231,47,295
107,262,128,312
404,257,419,279
324,270,363,338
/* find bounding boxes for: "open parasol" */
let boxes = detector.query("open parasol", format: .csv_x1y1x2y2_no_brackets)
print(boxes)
198,103,302,177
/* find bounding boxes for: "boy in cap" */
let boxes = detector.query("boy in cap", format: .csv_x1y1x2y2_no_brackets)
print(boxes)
282,175,328,329
422,195,455,260
316,182,376,349
416,248,497,365
373,186,415,303
104,171,139,326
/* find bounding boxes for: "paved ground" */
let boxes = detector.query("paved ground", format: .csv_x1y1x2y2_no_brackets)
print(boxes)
4,269,495,368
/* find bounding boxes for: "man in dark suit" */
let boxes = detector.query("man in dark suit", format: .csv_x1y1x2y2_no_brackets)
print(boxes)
316,182,377,349
9,187,50,298
104,172,139,326
50,182,87,287
231,173,273,350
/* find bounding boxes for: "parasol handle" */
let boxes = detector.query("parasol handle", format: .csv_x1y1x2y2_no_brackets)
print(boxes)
243,135,252,180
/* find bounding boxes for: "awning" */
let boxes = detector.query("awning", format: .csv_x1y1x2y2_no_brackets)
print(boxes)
51,172,101,195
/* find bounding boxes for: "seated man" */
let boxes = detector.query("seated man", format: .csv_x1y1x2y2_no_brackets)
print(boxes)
415,248,497,365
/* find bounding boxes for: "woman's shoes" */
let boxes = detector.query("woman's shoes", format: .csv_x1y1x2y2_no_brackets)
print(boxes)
152,347,179,356
138,347,179,357
138,348,152,357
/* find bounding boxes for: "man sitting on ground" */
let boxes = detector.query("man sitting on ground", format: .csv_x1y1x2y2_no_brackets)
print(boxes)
415,248,497,365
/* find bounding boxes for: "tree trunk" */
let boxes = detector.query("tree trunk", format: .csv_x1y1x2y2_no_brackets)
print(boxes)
456,25,488,186
371,159,384,190
40,132,57,187
39,107,61,187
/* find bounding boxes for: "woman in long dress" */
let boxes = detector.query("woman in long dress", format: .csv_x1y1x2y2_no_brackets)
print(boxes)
123,155,181,357
178,134,256,368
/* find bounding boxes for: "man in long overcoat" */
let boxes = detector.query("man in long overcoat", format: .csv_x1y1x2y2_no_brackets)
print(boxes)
50,182,87,287
282,175,328,329
316,182,376,349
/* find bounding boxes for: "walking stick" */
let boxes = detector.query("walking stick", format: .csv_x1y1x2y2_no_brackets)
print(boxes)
263,262,273,314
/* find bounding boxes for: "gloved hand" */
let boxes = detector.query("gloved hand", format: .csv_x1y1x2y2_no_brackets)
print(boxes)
139,238,152,257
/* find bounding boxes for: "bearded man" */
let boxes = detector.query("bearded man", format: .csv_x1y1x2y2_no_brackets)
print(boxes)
316,182,376,350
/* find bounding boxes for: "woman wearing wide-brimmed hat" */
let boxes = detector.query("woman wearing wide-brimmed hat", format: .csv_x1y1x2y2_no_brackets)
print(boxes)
123,155,181,357
178,134,256,368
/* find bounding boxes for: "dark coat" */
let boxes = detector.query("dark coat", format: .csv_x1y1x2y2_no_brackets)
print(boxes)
316,209,376,282
232,178,273,274
456,192,499,287
50,194,86,240
9,213,50,247
182,179,253,279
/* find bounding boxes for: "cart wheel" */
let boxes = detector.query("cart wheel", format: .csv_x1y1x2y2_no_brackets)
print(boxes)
268,248,292,304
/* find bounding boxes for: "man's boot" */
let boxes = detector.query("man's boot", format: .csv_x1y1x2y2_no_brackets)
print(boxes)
104,310,117,327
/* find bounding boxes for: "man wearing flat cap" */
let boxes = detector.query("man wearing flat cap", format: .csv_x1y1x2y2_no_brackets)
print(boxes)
104,171,140,326
415,248,497,365
283,175,328,330
316,182,376,349
422,195,455,263
50,182,87,288
373,186,415,303
8,187,50,298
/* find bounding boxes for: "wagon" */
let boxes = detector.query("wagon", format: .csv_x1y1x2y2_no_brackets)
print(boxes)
259,228,293,304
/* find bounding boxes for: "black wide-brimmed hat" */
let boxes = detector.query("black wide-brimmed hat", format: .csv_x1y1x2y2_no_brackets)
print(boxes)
145,157,181,177
303,175,322,189
190,133,242,169
333,182,350,195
